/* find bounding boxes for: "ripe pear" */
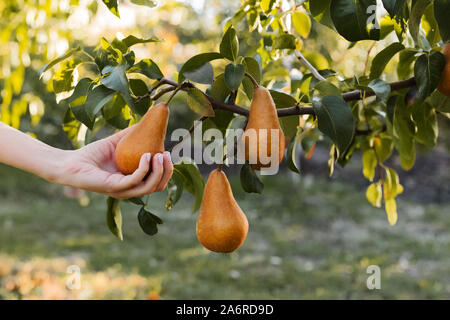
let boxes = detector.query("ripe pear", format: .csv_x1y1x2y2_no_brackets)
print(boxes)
114,103,169,175
438,43,450,97
196,168,249,253
242,85,285,170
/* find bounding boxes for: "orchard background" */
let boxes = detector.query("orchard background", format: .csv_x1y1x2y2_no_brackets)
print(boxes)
0,0,449,299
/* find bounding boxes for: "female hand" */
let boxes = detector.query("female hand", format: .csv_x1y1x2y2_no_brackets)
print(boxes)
58,126,174,199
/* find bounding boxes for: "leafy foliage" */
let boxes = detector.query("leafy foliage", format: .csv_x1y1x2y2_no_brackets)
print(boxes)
17,0,450,235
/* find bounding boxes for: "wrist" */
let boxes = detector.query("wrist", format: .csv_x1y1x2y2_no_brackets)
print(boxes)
42,148,75,185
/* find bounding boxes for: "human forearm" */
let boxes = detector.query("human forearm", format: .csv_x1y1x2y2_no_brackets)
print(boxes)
0,122,70,182
0,122,173,197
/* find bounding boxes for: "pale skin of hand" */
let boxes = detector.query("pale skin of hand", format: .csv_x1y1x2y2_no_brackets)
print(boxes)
0,122,173,199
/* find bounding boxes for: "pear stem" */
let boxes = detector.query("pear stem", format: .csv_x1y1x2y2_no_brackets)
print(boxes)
295,50,326,82
152,86,176,101
217,164,223,171
166,86,183,104
244,72,259,89
135,78,172,103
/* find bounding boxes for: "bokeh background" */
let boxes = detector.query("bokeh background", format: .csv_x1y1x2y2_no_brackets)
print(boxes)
0,0,449,299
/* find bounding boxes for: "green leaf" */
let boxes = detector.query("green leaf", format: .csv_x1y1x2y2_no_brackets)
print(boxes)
102,93,130,129
366,182,382,208
129,59,163,80
312,95,355,156
102,0,120,18
240,163,264,194
71,106,95,130
40,47,81,77
129,78,150,116
362,149,377,181
173,159,205,213
389,97,416,170
374,135,393,162
165,170,184,211
185,62,215,85
310,0,332,16
292,11,311,38
397,49,419,79
434,0,450,42
385,198,398,226
383,167,403,226
62,78,93,106
414,52,447,103
179,52,223,83
408,0,432,48
243,57,261,84
106,197,123,240
121,35,159,47
130,0,158,8
313,81,341,96
427,90,450,113
127,197,145,206
412,102,438,148
286,130,301,174
242,77,254,100
220,27,239,61
384,167,403,200
62,109,82,147
261,0,275,12
61,79,96,129
269,90,300,138
368,79,391,102
309,0,335,29
370,42,405,79
101,63,134,110
85,85,115,121
273,34,297,50
330,0,380,42
138,207,163,236
210,73,231,102
52,58,83,94
224,63,245,91
186,87,215,117
241,57,262,98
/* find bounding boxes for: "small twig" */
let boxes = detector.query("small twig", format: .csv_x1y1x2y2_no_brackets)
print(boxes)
168,116,208,152
135,78,177,103
295,50,326,82
222,118,248,163
342,77,416,101
245,72,259,89
363,42,377,76
166,86,183,104
152,86,176,101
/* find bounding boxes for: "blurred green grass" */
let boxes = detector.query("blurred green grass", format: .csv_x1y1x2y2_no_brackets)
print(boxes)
0,163,450,299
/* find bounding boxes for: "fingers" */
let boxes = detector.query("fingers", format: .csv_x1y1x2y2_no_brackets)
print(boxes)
155,152,173,192
108,153,151,192
109,153,166,199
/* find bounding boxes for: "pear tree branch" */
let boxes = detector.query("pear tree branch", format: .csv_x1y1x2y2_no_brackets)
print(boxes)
136,77,417,118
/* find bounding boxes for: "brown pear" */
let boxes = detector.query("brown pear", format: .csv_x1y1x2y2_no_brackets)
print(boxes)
196,168,249,253
114,103,169,175
438,43,450,97
242,85,285,170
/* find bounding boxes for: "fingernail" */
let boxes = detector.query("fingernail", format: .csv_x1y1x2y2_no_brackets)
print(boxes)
158,153,164,164
146,153,151,162
164,151,171,162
